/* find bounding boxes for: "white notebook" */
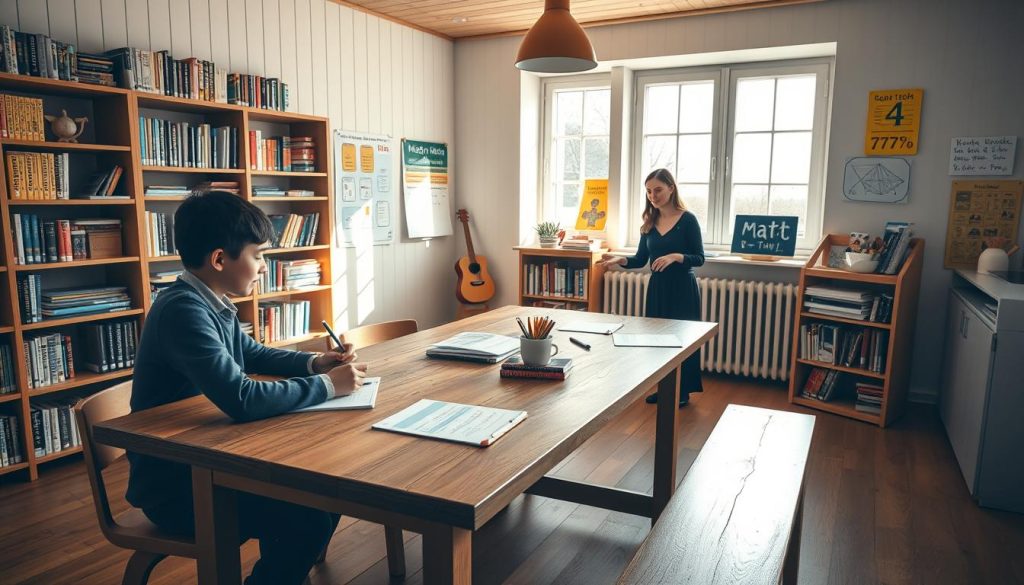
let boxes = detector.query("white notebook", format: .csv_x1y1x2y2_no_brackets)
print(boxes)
372,399,527,447
612,333,682,348
291,377,380,412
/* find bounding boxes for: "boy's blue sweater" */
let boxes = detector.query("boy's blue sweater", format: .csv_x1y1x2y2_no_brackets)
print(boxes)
126,278,328,510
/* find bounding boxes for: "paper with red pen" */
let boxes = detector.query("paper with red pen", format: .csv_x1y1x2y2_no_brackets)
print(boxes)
372,399,528,447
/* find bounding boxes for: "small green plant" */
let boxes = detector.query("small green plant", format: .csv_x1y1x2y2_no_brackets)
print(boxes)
534,221,561,238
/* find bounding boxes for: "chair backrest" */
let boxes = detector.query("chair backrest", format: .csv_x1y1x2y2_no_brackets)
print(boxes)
342,319,418,348
74,381,133,537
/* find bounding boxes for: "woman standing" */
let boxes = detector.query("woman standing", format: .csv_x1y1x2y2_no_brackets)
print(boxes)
599,168,705,406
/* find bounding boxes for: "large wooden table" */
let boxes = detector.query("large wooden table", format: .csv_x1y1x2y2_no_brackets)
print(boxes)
94,305,717,584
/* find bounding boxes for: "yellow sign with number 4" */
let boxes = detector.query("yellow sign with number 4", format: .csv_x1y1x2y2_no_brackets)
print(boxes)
865,89,923,155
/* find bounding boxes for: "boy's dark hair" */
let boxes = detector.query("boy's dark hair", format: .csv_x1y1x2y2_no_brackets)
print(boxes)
174,191,275,269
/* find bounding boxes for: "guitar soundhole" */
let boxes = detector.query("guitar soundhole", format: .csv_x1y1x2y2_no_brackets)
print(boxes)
471,280,485,287
469,262,481,274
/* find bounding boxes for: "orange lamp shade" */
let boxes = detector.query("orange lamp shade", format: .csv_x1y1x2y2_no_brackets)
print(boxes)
515,0,597,73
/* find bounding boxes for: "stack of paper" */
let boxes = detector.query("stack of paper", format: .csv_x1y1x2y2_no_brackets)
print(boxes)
426,332,519,363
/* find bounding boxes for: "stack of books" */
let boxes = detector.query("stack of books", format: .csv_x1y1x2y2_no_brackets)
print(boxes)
289,137,316,172
77,166,125,198
523,262,590,299
799,323,888,373
23,331,74,388
194,180,241,195
800,367,844,402
855,382,884,414
259,259,321,293
258,300,311,344
803,285,874,320
149,269,183,302
252,186,286,197
75,52,116,86
145,211,176,257
0,344,16,395
268,213,320,248
144,184,190,197
228,74,289,111
5,152,70,200
0,94,44,139
426,332,519,363
560,235,604,251
0,26,78,80
138,116,238,169
29,398,82,458
37,285,131,321
80,319,137,373
875,221,914,274
0,414,24,468
500,356,573,380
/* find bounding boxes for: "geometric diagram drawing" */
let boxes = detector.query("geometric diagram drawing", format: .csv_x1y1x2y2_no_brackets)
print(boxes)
843,156,911,204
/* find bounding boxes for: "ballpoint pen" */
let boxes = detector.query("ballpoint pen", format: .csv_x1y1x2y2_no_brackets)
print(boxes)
321,320,344,350
569,337,591,351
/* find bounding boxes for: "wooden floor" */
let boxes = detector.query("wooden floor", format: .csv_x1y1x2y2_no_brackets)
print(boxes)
2,377,1022,585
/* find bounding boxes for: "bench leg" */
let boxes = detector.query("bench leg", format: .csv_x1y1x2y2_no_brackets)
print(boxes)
652,366,681,523
781,489,804,585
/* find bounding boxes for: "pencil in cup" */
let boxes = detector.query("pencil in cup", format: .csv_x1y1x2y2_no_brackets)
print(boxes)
523,316,555,339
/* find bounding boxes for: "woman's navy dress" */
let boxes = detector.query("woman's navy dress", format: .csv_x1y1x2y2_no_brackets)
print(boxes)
623,211,705,397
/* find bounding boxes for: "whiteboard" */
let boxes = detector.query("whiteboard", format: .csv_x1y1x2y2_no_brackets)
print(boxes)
402,139,453,239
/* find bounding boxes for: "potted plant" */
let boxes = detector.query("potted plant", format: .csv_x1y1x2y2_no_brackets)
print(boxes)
535,221,561,248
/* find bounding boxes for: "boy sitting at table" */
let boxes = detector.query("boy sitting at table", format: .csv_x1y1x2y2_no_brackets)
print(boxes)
126,191,365,585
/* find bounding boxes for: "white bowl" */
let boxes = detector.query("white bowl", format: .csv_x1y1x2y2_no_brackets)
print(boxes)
844,252,878,273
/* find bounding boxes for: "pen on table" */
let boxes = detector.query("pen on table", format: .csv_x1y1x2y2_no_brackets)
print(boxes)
321,320,344,350
569,337,591,351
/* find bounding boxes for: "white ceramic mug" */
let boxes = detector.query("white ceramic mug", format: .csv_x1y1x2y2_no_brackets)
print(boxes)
520,336,559,366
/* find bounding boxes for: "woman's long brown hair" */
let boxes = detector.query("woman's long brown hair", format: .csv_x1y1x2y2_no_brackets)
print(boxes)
640,168,687,234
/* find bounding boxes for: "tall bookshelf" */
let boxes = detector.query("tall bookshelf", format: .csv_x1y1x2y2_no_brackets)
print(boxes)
0,73,333,481
515,246,606,312
787,233,924,428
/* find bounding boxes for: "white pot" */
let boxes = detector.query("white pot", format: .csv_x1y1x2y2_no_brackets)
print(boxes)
538,237,558,248
978,247,1009,274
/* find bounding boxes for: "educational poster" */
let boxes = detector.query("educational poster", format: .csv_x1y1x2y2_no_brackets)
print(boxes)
949,136,1017,176
575,179,608,230
842,157,911,203
402,139,453,239
865,89,923,155
943,180,1023,269
334,130,394,247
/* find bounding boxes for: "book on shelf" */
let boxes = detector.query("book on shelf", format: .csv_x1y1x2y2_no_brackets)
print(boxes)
875,221,914,275
800,367,844,402
16,282,131,323
105,47,226,101
257,300,311,344
0,93,45,140
11,214,122,264
79,319,138,373
76,165,125,199
29,398,82,458
0,26,78,81
0,414,25,467
855,382,884,414
75,52,116,87
268,213,319,248
803,284,893,324
523,262,590,300
145,211,176,257
799,322,888,373
150,269,184,301
139,116,238,169
23,331,75,388
258,259,322,293
228,73,289,111
249,133,316,172
560,235,604,251
500,356,573,380
0,344,15,395
5,152,70,200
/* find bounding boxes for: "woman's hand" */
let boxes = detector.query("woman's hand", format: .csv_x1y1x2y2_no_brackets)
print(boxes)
598,253,626,268
312,342,357,373
651,253,683,272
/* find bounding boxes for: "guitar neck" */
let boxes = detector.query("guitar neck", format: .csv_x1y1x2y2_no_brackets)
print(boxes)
462,220,478,262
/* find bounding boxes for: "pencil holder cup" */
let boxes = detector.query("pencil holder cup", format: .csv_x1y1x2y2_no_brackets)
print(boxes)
520,336,559,366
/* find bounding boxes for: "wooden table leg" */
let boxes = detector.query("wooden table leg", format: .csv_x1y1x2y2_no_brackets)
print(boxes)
652,366,681,523
193,466,241,585
422,523,472,585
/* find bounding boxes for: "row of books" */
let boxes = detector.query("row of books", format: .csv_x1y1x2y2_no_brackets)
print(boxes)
18,279,131,324
269,213,320,248
799,323,888,373
257,300,311,344
78,320,138,374
0,93,45,140
855,382,884,414
875,222,914,275
24,332,74,389
257,259,322,293
229,74,289,111
6,152,70,200
144,181,240,197
30,398,82,458
803,285,893,323
0,26,77,81
800,367,845,402
12,215,122,265
249,133,316,172
500,356,573,380
0,344,15,394
109,48,225,101
522,262,590,300
252,186,315,197
0,414,24,467
138,117,239,169
145,211,177,257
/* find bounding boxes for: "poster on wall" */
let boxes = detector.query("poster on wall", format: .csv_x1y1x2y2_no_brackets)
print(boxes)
943,180,1023,269
864,89,923,156
402,139,453,239
333,130,395,247
949,136,1017,176
842,156,911,203
575,179,608,230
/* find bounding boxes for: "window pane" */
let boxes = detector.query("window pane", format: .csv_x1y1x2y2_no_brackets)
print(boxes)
732,133,772,183
677,134,711,183
559,183,581,227
730,184,770,221
769,185,808,237
643,135,677,177
584,89,611,135
734,78,775,132
584,137,609,178
556,137,581,181
679,81,714,133
771,132,812,183
644,84,679,135
679,183,709,235
555,91,583,136
774,75,816,131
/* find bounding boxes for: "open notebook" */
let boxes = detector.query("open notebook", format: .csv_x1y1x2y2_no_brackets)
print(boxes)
372,399,527,446
291,377,380,412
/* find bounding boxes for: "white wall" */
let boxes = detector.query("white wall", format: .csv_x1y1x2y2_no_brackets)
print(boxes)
454,0,1024,401
0,0,456,331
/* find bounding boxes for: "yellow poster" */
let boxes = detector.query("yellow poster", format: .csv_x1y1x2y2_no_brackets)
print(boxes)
865,89,923,155
360,144,375,172
576,179,608,230
341,143,357,172
943,180,1023,269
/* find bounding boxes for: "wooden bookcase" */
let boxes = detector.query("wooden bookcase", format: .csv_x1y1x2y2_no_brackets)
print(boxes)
0,72,333,480
787,233,924,428
515,246,606,313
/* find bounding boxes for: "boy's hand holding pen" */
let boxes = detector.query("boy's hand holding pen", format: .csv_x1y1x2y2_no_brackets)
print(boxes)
317,320,368,395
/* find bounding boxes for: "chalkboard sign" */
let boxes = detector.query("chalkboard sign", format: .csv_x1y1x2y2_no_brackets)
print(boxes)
730,215,799,257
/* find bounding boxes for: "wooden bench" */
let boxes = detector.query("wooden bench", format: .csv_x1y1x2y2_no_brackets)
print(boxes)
618,404,815,585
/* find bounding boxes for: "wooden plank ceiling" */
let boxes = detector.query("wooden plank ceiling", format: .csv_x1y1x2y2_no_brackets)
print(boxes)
334,0,819,39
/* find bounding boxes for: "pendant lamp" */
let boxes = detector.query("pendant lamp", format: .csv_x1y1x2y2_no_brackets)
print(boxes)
515,0,597,73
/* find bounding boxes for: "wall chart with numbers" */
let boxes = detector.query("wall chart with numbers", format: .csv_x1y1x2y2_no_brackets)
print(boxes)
865,89,923,156
334,130,395,247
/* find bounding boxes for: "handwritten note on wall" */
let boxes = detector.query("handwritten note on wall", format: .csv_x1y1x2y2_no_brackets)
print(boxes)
949,136,1017,176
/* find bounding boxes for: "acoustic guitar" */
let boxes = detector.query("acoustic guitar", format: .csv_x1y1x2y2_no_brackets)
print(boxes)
455,209,496,304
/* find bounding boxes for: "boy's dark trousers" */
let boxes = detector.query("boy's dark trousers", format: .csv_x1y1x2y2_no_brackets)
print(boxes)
144,492,338,585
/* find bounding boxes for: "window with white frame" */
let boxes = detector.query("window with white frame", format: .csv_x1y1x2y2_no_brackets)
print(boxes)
543,80,611,229
632,60,830,249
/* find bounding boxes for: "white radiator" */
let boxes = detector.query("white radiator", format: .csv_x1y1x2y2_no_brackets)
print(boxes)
602,272,796,382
